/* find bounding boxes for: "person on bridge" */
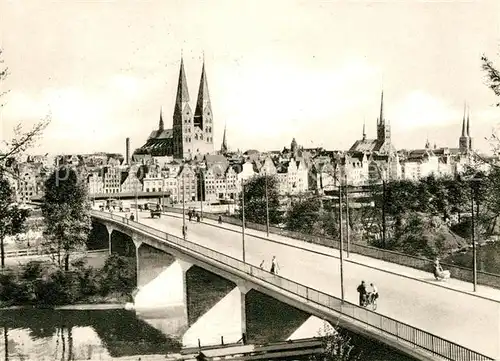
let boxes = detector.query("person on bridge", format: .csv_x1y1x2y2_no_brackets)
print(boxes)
357,281,367,306
182,225,188,239
270,256,280,274
196,213,200,222
129,213,135,221
188,210,193,222
218,215,223,224
368,283,379,304
433,258,450,281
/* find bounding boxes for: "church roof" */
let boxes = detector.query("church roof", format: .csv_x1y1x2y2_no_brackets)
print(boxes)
135,137,173,157
349,139,379,153
148,129,173,140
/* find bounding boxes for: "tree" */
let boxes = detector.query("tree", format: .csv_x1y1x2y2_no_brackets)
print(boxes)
0,176,30,268
481,54,500,107
1,49,50,170
239,174,282,225
285,196,321,234
310,324,360,361
41,167,91,271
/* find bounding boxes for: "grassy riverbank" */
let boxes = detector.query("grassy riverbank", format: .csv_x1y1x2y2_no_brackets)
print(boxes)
0,254,136,308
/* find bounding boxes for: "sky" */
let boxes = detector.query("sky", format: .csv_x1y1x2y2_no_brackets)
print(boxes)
1,0,500,156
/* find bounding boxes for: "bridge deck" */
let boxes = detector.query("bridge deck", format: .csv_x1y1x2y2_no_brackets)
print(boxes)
98,209,500,359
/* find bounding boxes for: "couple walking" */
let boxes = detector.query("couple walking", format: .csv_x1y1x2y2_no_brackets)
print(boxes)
260,256,280,274
357,280,379,307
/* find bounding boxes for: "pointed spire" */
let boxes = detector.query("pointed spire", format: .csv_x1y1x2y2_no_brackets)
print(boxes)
379,91,384,124
194,57,212,127
175,57,190,107
461,102,466,137
221,124,228,153
196,60,211,109
159,107,164,131
467,105,471,137
362,119,366,140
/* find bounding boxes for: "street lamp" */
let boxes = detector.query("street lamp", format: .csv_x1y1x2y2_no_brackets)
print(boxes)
338,178,345,303
182,174,186,239
372,164,387,248
199,170,204,220
241,179,246,263
468,175,482,292
265,173,270,237
134,179,139,221
344,174,351,258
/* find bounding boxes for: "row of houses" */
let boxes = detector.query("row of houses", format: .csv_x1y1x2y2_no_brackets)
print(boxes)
2,139,491,205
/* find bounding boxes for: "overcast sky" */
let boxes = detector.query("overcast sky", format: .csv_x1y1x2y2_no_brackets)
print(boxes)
1,0,500,156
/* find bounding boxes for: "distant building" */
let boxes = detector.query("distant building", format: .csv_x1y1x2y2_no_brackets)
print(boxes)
134,57,215,160
349,92,396,155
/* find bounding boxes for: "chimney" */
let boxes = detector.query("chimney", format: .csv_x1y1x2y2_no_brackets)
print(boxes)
126,137,130,165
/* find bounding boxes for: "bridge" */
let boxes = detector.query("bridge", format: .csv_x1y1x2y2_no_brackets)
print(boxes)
90,209,499,361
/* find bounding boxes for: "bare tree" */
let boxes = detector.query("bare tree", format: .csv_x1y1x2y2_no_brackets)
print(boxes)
0,49,50,170
482,54,500,107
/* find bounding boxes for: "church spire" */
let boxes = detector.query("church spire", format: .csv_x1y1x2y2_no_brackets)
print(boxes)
379,91,384,124
467,105,471,137
221,124,228,154
194,59,211,126
362,119,366,141
461,102,466,137
159,107,164,131
175,57,190,113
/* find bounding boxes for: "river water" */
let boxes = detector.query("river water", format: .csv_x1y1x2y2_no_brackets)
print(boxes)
0,308,416,361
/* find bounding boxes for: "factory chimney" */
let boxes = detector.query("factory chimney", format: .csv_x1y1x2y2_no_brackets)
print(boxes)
125,137,130,165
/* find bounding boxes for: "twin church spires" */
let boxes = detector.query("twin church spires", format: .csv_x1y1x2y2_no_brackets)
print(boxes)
171,56,214,159
459,103,473,152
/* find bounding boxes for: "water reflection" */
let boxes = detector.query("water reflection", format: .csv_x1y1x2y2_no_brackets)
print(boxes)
0,308,417,361
0,309,182,360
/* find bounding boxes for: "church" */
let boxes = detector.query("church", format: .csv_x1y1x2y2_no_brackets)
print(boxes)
134,57,215,160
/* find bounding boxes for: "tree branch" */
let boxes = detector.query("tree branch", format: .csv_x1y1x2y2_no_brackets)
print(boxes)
482,55,500,106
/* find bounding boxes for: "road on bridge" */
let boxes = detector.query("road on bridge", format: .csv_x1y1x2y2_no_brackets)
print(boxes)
115,210,500,358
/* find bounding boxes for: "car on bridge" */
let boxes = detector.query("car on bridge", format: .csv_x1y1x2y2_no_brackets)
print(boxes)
150,205,162,219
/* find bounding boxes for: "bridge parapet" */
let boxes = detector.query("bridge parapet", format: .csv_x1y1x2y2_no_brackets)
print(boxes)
91,210,494,361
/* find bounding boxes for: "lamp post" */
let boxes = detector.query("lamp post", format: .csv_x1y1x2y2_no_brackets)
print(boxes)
134,181,138,221
199,171,204,220
241,179,246,263
338,180,345,303
470,184,477,292
265,173,270,237
344,174,350,258
182,174,186,238
469,176,483,292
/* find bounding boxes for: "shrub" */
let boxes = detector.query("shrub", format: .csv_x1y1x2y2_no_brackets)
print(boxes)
100,254,136,295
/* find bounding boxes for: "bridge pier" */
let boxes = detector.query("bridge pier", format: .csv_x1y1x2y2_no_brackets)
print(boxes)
104,225,115,256
182,282,251,347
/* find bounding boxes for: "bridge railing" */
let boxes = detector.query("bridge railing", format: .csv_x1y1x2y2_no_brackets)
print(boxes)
92,210,493,361
157,205,500,289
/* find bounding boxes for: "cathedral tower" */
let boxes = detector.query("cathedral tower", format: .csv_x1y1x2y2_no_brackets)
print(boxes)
459,103,470,153
192,59,214,156
376,91,391,144
172,57,193,159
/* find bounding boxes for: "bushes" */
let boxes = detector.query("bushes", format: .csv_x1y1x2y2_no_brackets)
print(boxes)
0,255,136,306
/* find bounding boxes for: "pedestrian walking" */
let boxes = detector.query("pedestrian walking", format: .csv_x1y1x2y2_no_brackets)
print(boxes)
357,281,367,306
270,256,279,275
130,213,135,221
